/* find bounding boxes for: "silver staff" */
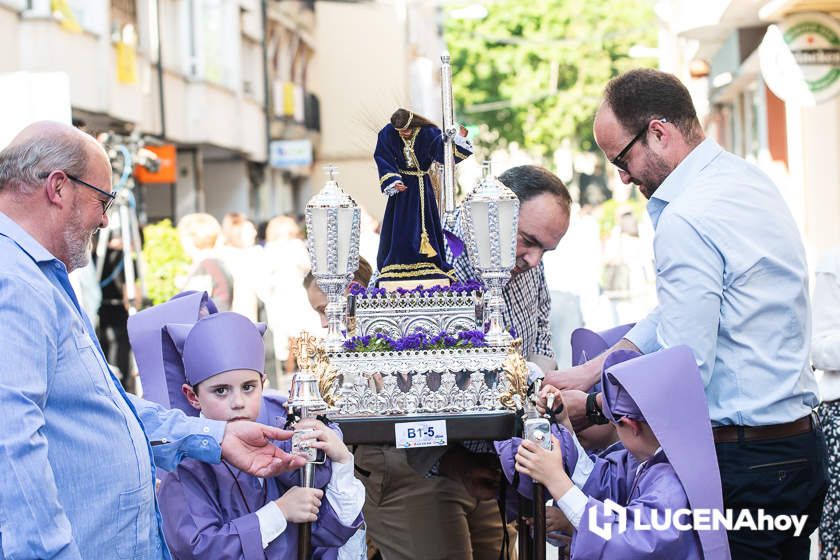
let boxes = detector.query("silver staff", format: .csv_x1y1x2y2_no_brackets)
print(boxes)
440,52,457,228
288,333,329,560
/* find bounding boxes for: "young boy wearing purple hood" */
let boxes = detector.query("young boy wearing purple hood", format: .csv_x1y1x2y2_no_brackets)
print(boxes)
497,346,731,559
128,292,364,559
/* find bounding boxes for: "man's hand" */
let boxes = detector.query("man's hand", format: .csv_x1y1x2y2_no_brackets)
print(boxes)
439,447,500,500
544,338,641,393
546,505,574,540
544,363,598,392
561,389,593,432
221,421,307,477
394,182,408,192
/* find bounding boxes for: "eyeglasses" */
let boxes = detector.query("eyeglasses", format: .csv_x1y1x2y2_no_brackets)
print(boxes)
39,171,116,215
610,118,668,173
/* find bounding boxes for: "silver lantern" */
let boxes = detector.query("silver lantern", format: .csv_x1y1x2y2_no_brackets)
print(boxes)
462,161,519,346
305,165,361,352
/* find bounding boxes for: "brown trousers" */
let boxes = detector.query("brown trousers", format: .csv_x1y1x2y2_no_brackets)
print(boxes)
354,444,517,560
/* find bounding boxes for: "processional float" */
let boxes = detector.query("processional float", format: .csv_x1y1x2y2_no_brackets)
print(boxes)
289,53,550,560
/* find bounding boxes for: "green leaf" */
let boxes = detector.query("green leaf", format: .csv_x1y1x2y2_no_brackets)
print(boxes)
446,0,657,156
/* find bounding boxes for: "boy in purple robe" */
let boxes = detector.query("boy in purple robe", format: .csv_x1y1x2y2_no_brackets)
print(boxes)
497,346,730,559
129,294,364,559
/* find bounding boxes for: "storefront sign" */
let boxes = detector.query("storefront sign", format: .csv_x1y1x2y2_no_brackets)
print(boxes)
760,12,840,105
269,139,313,169
134,144,176,184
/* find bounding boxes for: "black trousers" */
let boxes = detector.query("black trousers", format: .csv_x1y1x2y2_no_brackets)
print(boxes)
716,419,829,560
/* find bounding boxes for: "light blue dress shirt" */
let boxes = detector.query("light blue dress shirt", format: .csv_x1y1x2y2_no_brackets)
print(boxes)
625,139,819,426
0,211,226,559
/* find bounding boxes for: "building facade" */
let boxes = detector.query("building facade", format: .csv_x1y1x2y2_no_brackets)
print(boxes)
660,0,840,266
0,0,447,230
0,0,321,225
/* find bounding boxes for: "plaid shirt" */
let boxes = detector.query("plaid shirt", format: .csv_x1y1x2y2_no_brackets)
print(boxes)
447,207,555,362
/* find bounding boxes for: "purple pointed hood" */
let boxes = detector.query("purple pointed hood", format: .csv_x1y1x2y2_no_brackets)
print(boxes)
600,349,643,422
163,312,268,416
127,291,218,408
570,323,635,366
601,346,730,560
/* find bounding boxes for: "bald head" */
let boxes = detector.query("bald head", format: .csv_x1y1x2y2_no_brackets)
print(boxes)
0,121,106,197
0,121,112,272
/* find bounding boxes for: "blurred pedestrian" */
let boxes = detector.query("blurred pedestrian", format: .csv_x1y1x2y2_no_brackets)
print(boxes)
259,215,321,380
813,247,840,560
177,212,234,311
601,208,655,325
219,211,261,321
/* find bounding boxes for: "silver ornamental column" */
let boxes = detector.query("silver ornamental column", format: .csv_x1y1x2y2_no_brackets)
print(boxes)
288,333,329,560
440,52,458,228
462,160,520,346
305,165,361,352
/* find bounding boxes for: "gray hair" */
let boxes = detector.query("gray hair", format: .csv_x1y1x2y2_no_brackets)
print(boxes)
0,134,89,195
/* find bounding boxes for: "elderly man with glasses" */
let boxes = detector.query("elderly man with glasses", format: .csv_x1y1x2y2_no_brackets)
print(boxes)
544,69,827,559
0,121,307,559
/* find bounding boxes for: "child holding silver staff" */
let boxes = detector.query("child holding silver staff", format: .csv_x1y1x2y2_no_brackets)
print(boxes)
497,347,731,559
127,292,364,559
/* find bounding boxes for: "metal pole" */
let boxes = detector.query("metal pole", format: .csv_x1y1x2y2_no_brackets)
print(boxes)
533,483,546,560
440,53,457,227
119,203,137,315
297,462,314,560
261,0,275,195
153,0,166,138
517,512,531,559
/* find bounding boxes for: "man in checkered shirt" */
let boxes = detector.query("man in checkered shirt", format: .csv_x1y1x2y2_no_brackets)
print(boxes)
410,165,572,558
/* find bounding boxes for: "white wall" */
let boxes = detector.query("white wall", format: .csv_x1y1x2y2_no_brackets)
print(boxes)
796,98,840,253
0,6,21,73
204,160,250,219
311,0,411,219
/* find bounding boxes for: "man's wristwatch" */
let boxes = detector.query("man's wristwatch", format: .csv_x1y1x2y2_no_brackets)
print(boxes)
586,392,609,425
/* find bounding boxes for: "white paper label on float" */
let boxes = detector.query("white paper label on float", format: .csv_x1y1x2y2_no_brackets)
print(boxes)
394,420,448,448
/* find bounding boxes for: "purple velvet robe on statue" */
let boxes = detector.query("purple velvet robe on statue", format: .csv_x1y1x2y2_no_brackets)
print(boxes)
496,425,702,559
374,123,472,284
158,395,362,560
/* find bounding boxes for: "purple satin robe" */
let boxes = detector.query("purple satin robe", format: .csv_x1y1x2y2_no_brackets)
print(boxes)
157,395,362,559
496,425,703,559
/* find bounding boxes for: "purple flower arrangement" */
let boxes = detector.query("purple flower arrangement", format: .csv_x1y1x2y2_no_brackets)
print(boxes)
341,328,488,353
349,280,483,299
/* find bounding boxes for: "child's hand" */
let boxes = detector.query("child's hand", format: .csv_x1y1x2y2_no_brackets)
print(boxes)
294,419,351,464
537,386,570,429
275,486,323,523
515,435,569,495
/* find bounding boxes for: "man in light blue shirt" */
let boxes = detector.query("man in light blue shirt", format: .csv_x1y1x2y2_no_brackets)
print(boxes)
0,121,306,559
545,69,827,558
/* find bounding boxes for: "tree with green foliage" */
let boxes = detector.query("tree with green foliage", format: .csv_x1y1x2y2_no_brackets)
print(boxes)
142,219,190,306
445,0,657,156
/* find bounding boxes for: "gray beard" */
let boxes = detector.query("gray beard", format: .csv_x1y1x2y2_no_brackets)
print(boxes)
63,204,94,272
